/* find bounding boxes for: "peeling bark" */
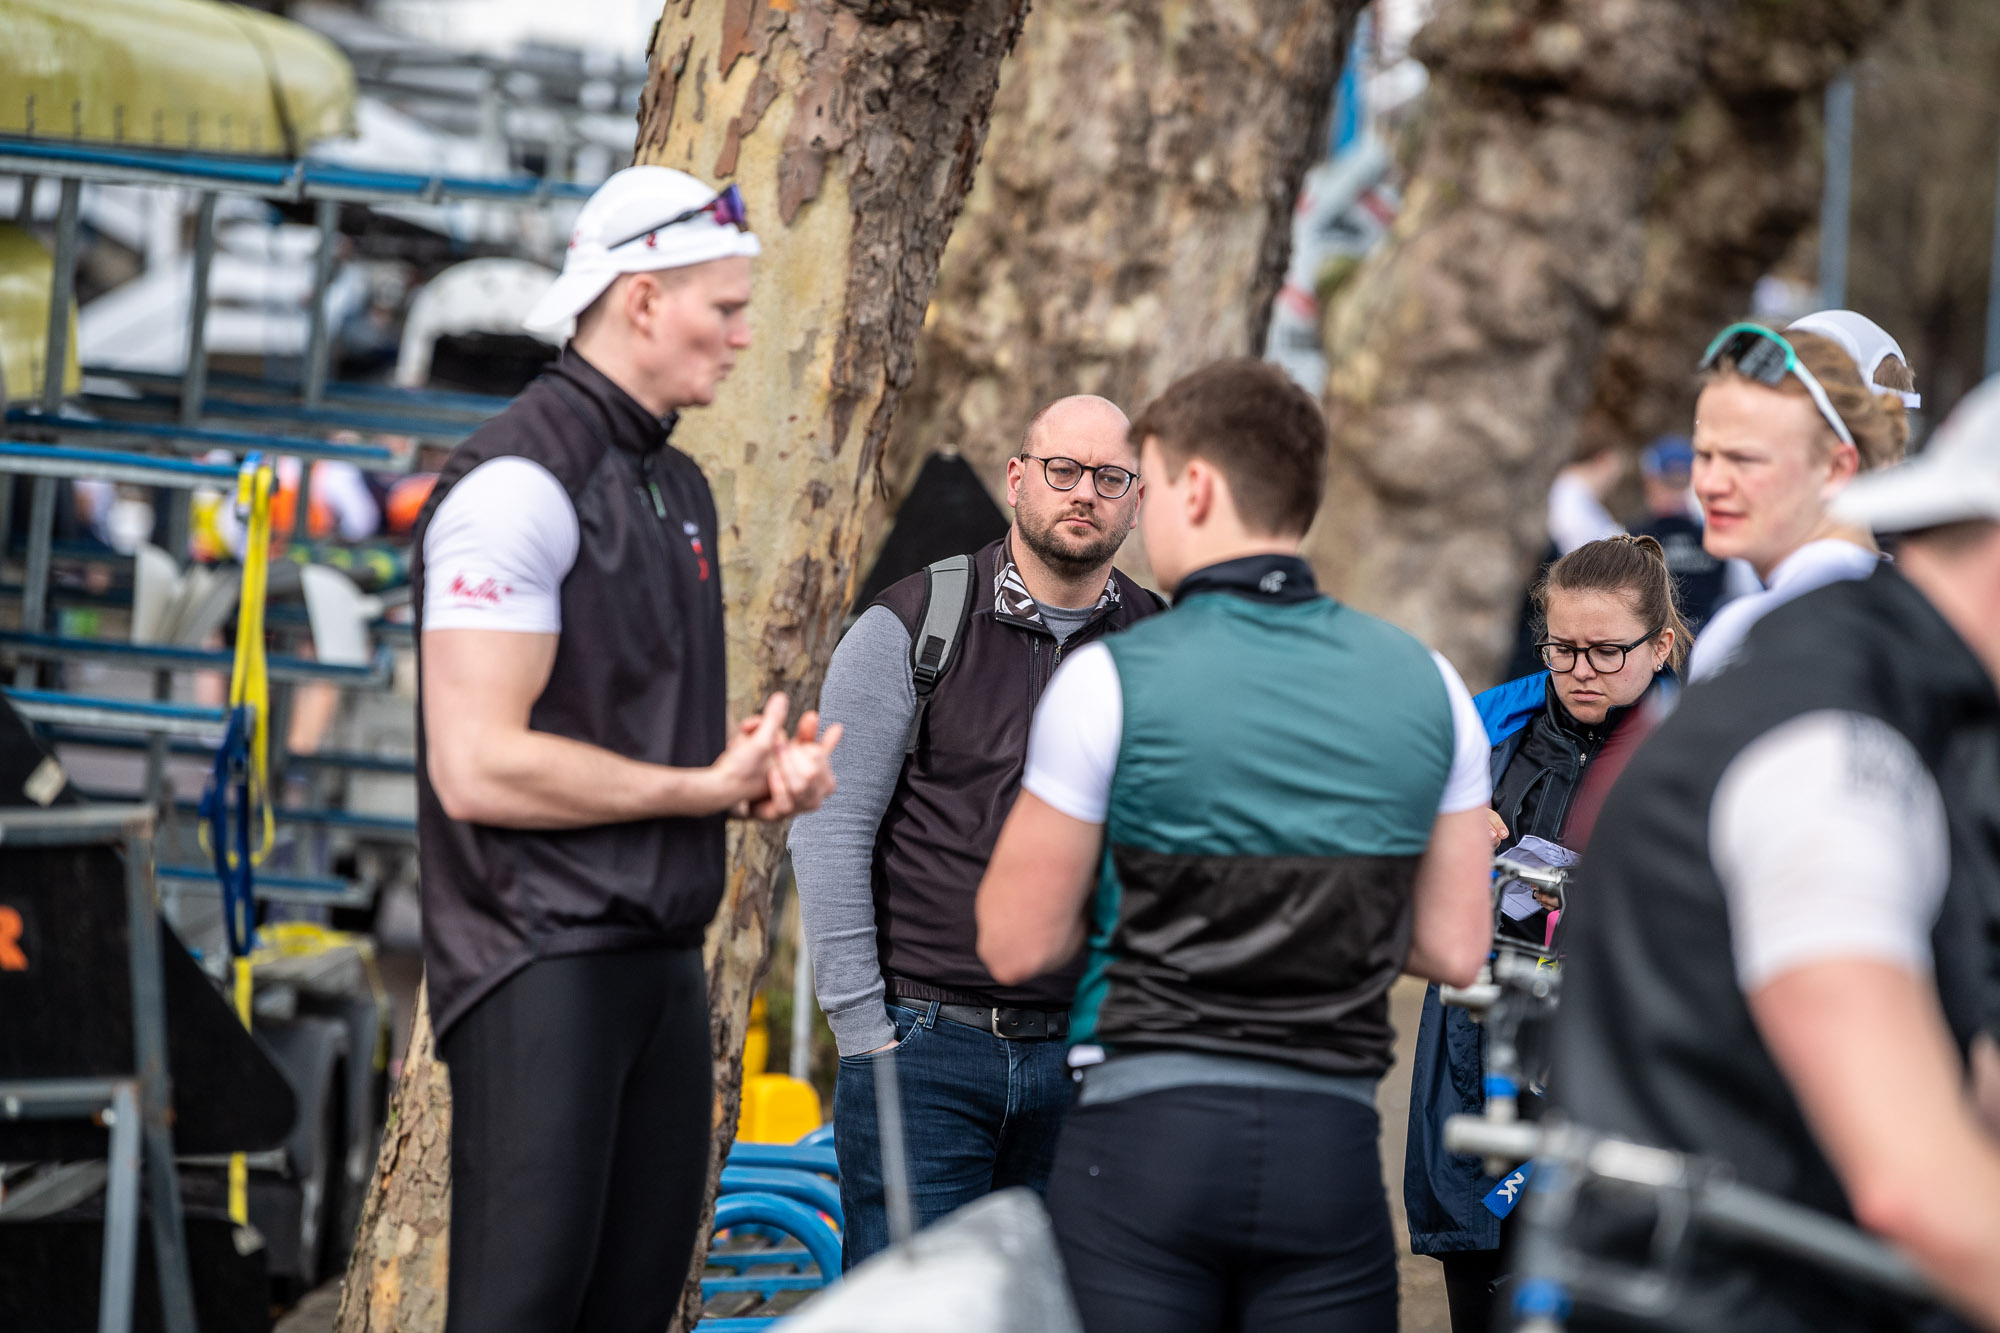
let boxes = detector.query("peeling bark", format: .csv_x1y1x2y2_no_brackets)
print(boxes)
333,986,450,1333
1304,0,1897,685
630,0,1031,1325
874,0,1362,576
1576,3,1888,461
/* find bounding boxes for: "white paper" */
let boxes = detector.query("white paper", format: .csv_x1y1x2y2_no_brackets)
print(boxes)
1499,836,1578,919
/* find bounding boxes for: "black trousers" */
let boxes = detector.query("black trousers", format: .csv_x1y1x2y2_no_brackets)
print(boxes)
437,946,711,1333
1046,1084,1398,1333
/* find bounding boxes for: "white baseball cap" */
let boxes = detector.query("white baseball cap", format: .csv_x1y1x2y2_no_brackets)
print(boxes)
1832,375,2000,534
1786,309,1921,410
521,166,761,338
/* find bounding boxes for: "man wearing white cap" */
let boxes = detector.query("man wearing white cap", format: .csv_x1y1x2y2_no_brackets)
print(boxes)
413,166,840,1332
1548,378,2000,1329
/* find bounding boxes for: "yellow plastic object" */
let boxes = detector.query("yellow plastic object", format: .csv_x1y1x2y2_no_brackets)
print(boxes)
229,955,251,1224
0,224,78,402
744,991,769,1078
0,0,355,156
736,1073,823,1145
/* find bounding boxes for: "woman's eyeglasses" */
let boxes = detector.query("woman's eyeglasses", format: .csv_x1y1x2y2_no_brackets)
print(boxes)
1020,454,1137,499
1537,627,1662,674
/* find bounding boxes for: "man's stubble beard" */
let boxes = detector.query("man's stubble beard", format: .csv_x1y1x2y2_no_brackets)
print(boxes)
1016,503,1133,579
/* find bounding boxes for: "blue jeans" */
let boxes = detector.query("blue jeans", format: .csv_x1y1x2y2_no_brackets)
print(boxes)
832,1000,1072,1269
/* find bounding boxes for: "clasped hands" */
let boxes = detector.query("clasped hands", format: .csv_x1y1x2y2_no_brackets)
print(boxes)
715,692,843,820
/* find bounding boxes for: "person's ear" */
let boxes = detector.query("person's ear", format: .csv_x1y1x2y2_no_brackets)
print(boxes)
1004,456,1026,510
1186,460,1213,527
1823,438,1861,490
1653,630,1673,672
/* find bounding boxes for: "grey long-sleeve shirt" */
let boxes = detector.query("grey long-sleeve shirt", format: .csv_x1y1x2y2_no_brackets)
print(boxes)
790,600,1095,1055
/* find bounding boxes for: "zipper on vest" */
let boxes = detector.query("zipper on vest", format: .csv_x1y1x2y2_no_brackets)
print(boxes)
638,453,667,518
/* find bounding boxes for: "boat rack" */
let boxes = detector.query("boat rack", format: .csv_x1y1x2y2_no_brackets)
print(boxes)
0,133,572,915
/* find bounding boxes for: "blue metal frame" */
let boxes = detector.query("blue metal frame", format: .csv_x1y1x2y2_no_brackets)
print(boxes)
728,1143,839,1180
719,1167,843,1229
0,136,596,205
1,632,393,688
7,411,401,468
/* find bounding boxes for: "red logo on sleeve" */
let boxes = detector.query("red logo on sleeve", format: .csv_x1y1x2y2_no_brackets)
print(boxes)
447,573,513,605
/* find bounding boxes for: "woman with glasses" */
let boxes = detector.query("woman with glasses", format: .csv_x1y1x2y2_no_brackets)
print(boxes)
1404,534,1691,1333
1684,319,1911,680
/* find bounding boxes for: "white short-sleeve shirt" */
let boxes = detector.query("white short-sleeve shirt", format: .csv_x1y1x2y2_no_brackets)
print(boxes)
1710,710,1948,990
421,457,580,634
1022,644,1491,824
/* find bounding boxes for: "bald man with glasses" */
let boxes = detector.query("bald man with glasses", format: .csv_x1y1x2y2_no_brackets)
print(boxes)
790,395,1163,1266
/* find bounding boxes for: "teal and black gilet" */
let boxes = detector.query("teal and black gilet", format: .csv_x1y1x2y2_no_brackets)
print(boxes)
1071,557,1460,1077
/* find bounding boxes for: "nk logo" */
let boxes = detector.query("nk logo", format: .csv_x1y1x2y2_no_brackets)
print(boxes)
1482,1160,1535,1219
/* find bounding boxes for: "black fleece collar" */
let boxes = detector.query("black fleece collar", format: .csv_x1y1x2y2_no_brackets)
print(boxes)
553,347,678,455
1173,554,1319,607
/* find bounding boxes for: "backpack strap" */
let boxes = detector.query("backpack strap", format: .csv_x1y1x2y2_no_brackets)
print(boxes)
905,554,976,756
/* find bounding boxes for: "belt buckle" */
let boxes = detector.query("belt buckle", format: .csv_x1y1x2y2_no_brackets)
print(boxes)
989,1008,1007,1039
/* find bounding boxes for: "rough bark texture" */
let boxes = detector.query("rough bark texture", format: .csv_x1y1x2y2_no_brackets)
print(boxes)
1576,3,1894,462
1847,0,2000,419
871,0,1362,574
633,1,1031,1326
1304,0,1897,685
333,986,450,1333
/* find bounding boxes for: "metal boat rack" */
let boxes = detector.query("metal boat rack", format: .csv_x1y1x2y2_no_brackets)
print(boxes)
0,133,574,912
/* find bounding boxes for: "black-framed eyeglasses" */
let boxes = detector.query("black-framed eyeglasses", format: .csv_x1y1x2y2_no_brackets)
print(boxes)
1020,454,1137,499
1536,627,1662,675
606,184,750,251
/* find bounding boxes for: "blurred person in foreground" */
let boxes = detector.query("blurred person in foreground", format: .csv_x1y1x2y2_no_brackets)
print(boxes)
1405,534,1691,1332
1686,314,1913,680
1548,378,2000,1331
415,166,838,1332
975,359,1495,1332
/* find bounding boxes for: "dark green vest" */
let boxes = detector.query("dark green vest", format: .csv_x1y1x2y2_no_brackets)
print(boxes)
1072,587,1457,1076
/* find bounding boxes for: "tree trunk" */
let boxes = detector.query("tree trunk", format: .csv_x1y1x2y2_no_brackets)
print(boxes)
1302,0,1896,684
631,0,1031,1325
1575,5,1886,461
334,985,450,1333
871,0,1362,573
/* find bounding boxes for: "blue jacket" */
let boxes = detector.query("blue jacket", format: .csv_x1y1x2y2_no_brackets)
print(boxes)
1401,672,1545,1254
1401,670,1676,1254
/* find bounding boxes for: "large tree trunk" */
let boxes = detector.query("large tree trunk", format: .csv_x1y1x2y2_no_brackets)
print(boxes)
636,0,1030,1325
872,0,1362,570
1575,6,1878,461
331,2,1027,1327
334,986,450,1333
1303,0,1896,684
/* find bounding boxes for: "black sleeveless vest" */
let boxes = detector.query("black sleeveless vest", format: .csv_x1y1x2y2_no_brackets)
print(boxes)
1551,565,2000,1332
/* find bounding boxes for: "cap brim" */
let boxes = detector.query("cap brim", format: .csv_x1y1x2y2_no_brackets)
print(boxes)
519,230,763,338
1831,454,2000,534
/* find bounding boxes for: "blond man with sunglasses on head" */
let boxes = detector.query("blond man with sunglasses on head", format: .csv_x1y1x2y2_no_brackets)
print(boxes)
416,167,838,1333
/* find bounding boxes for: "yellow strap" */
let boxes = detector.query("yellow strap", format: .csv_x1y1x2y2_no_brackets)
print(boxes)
202,461,276,867
229,956,252,1225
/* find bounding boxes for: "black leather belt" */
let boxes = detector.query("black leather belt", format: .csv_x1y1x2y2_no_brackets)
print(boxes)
889,993,1069,1041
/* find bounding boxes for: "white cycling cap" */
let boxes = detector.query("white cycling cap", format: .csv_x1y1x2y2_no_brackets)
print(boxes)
1787,309,1921,410
1832,375,2000,534
522,166,760,339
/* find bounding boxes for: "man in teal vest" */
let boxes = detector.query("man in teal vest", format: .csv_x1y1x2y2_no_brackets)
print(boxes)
976,358,1494,1333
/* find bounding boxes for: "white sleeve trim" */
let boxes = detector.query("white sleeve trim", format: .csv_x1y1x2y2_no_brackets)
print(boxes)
1433,652,1494,815
1021,641,1123,825
1710,710,1947,992
421,457,580,635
